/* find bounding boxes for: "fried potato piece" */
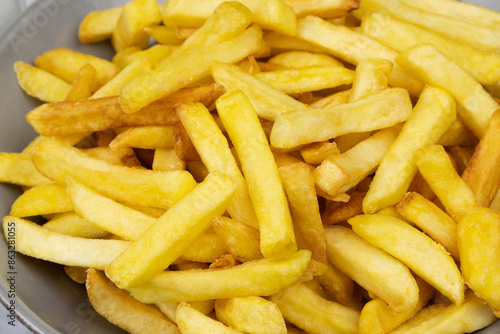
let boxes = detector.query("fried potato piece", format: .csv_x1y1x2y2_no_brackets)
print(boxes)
263,31,329,56
317,260,354,305
0,152,51,187
216,91,296,261
3,216,128,270
43,212,109,239
177,301,242,334
109,125,175,150
458,207,500,316
267,51,343,68
127,250,311,303
10,183,72,217
270,88,411,150
212,216,262,262
34,48,119,91
215,297,286,334
26,84,224,137
397,44,499,138
270,282,360,334
322,191,365,225
64,266,88,284
349,214,464,306
143,25,184,46
284,0,360,19
438,116,478,147
86,269,179,334
14,61,72,102
78,6,123,44
363,86,456,213
324,226,419,313
153,148,186,171
299,141,339,165
82,146,142,168
172,123,201,162
112,45,175,70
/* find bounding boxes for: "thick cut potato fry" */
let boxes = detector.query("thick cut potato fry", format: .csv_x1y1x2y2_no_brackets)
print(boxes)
34,48,119,91
295,15,423,96
317,260,354,305
179,232,228,263
348,58,392,102
267,51,343,68
86,269,179,334
10,183,72,217
106,171,236,288
26,84,223,137
3,216,128,270
82,146,142,168
14,61,72,102
299,141,339,165
391,290,497,334
284,0,359,18
112,45,175,70
78,6,123,44
438,116,477,147
324,226,419,313
143,25,184,46
163,0,296,35
177,301,242,334
109,125,175,150
270,88,411,150
254,66,354,95
349,214,464,305
119,24,262,114
212,216,262,262
263,31,329,56
0,153,51,187
212,62,308,121
216,91,296,261
153,148,186,171
32,138,197,209
359,277,435,334
176,102,258,228
462,110,500,207
65,64,97,101
361,12,500,85
397,44,499,138
313,126,401,197
215,297,286,334
279,162,326,262
363,86,456,213
43,212,109,239
127,249,311,303
111,0,162,52
458,207,500,316
413,145,478,223
270,282,360,334
397,192,459,260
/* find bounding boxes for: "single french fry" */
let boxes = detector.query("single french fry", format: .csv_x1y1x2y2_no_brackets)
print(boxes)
363,85,456,213
176,102,258,228
397,192,459,260
438,116,478,147
143,25,184,46
109,125,175,150
270,88,411,150
458,207,500,316
176,301,242,334
279,162,326,262
127,249,311,303
267,51,343,68
0,152,51,187
14,61,72,102
112,45,175,70
216,91,296,261
284,0,360,18
215,297,287,334
43,212,109,239
349,214,464,305
86,269,179,334
3,216,128,270
172,123,200,162
413,145,478,223
82,147,142,168
78,6,123,44
152,148,186,171
317,260,354,305
270,282,360,334
65,64,96,101
348,58,393,102
212,216,262,262
322,191,365,225
64,266,88,284
324,226,419,313
397,44,499,138
299,141,340,165
10,183,72,217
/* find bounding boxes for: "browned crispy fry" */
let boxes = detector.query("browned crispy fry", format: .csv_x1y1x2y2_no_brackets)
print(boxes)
322,191,365,225
173,123,201,162
65,64,97,101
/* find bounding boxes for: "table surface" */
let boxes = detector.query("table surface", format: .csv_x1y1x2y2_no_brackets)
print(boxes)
1,0,500,333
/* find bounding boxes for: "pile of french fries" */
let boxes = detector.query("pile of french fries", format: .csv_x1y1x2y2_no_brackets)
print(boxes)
2,0,500,332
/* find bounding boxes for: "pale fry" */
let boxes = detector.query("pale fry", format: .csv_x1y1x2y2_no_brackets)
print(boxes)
212,216,262,262
78,6,123,44
267,51,343,68
0,152,51,187
10,183,72,217
176,301,242,334
43,212,109,239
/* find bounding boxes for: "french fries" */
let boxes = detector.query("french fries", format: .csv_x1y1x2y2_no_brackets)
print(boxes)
4,0,500,333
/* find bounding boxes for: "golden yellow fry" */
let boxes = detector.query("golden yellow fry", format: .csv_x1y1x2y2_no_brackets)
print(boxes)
267,51,343,68
64,266,87,284
263,31,329,56
65,64,96,101
322,191,365,226
179,232,228,264
270,88,411,150
299,141,339,165
284,0,360,18
14,61,72,102
119,24,262,114
397,44,499,138
317,260,354,305
279,162,326,262
212,216,262,262
438,116,477,147
363,85,456,213
413,144,478,223
32,138,197,209
349,214,464,305
127,250,311,303
216,91,296,261
143,25,184,46
348,58,392,102
109,125,175,150
10,183,72,217
324,226,419,313
112,45,175,70
3,216,128,270
43,212,108,239
176,102,258,228
82,147,142,168
270,282,360,334
153,148,186,171
458,207,500,316
86,269,179,334
0,152,51,187
105,171,235,288
78,6,123,44
295,15,423,96
215,297,286,334
176,301,242,334
397,192,459,260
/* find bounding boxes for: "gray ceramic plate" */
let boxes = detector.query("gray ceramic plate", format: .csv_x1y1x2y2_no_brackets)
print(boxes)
0,0,499,333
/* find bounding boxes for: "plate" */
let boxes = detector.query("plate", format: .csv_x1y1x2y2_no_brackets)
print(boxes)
0,1,498,333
